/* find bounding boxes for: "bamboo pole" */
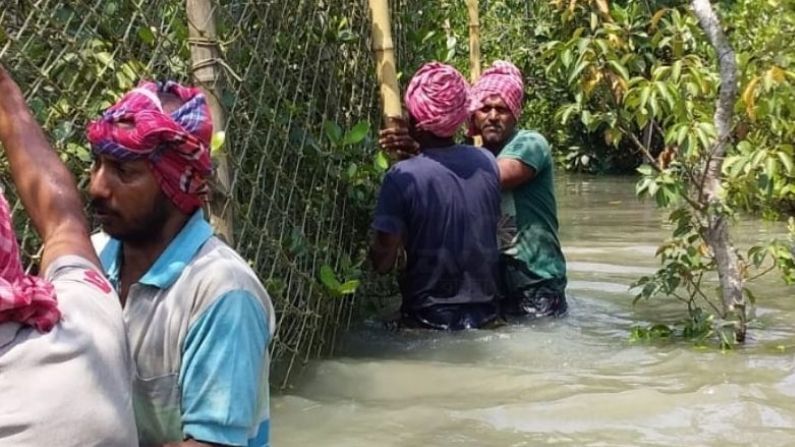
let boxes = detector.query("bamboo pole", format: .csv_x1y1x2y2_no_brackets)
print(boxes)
368,0,402,127
467,0,483,146
467,0,481,83
186,0,234,245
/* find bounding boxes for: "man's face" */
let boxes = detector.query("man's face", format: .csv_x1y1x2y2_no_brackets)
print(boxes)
472,95,517,150
88,154,171,242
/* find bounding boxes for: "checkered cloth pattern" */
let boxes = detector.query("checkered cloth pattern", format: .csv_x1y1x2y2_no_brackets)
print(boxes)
404,62,471,138
469,60,524,119
86,81,213,214
0,190,60,332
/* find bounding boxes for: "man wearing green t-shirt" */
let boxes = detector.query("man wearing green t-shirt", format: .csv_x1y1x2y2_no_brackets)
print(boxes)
469,60,567,317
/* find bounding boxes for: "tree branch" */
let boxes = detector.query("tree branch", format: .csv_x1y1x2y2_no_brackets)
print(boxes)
622,126,661,171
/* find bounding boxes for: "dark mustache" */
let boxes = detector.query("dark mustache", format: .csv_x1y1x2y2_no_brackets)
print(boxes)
90,200,117,216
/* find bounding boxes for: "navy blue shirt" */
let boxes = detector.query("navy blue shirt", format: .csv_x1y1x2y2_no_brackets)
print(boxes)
372,144,501,311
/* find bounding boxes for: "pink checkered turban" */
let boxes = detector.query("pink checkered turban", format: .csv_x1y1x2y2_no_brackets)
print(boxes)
404,62,470,138
86,81,213,214
469,60,524,119
0,190,60,332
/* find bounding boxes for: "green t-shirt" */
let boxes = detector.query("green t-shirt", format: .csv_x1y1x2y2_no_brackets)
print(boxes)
497,130,567,288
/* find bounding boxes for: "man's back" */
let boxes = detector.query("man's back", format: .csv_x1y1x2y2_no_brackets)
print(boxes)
0,256,137,447
373,145,501,315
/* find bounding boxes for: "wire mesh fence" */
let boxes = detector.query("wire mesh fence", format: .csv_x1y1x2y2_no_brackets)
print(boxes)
0,0,427,386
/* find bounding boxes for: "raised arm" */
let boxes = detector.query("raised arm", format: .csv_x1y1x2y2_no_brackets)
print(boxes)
0,66,99,271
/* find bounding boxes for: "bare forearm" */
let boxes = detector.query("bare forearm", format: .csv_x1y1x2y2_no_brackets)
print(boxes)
0,70,87,242
0,68,97,269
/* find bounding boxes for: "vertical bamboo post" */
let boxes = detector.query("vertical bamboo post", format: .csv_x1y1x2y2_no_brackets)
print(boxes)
368,0,402,127
186,0,234,245
467,0,483,146
467,0,482,83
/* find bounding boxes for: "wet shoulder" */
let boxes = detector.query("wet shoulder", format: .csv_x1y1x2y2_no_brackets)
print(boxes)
500,130,551,171
505,130,550,154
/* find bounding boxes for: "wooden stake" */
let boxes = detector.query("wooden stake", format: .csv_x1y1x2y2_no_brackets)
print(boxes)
368,0,402,127
186,0,234,245
467,0,483,146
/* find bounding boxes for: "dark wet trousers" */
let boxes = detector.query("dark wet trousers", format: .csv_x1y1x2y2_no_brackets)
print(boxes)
499,254,568,318
400,302,500,331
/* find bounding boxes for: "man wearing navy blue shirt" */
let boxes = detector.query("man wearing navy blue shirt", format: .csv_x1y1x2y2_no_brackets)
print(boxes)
370,62,501,330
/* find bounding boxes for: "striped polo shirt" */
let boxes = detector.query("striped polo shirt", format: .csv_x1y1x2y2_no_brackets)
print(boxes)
93,210,275,446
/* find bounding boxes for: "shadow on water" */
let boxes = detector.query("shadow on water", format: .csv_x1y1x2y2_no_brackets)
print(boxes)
273,174,795,447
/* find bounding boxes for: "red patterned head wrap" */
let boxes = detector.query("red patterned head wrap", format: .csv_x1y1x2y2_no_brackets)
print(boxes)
469,60,524,120
404,62,471,138
86,81,213,214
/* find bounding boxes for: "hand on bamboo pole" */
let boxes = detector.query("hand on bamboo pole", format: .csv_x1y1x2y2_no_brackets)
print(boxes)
378,116,419,160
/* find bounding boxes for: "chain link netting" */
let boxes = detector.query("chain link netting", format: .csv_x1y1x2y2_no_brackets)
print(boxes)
0,0,425,386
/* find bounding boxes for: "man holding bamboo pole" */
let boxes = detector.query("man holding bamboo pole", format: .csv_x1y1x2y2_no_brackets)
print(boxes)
370,62,501,330
379,60,568,320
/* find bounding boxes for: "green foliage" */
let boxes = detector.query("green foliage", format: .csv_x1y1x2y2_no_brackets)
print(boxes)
319,263,361,297
545,0,795,344
630,307,734,349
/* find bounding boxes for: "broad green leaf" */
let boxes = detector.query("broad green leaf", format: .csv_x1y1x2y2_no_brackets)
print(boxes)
640,85,651,109
777,152,793,175
607,59,629,81
650,8,669,30
104,1,118,15
636,164,654,176
580,109,593,127
648,179,660,197
676,124,689,146
752,149,768,168
636,177,652,195
671,60,682,82
766,156,779,178
346,163,358,179
375,150,389,171
568,59,590,85
594,38,609,56
138,26,156,45
655,82,675,110
561,49,573,69
94,51,114,68
649,95,659,118
338,280,360,295
741,77,760,119
66,143,91,162
319,264,341,291
324,121,343,144
342,121,370,146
